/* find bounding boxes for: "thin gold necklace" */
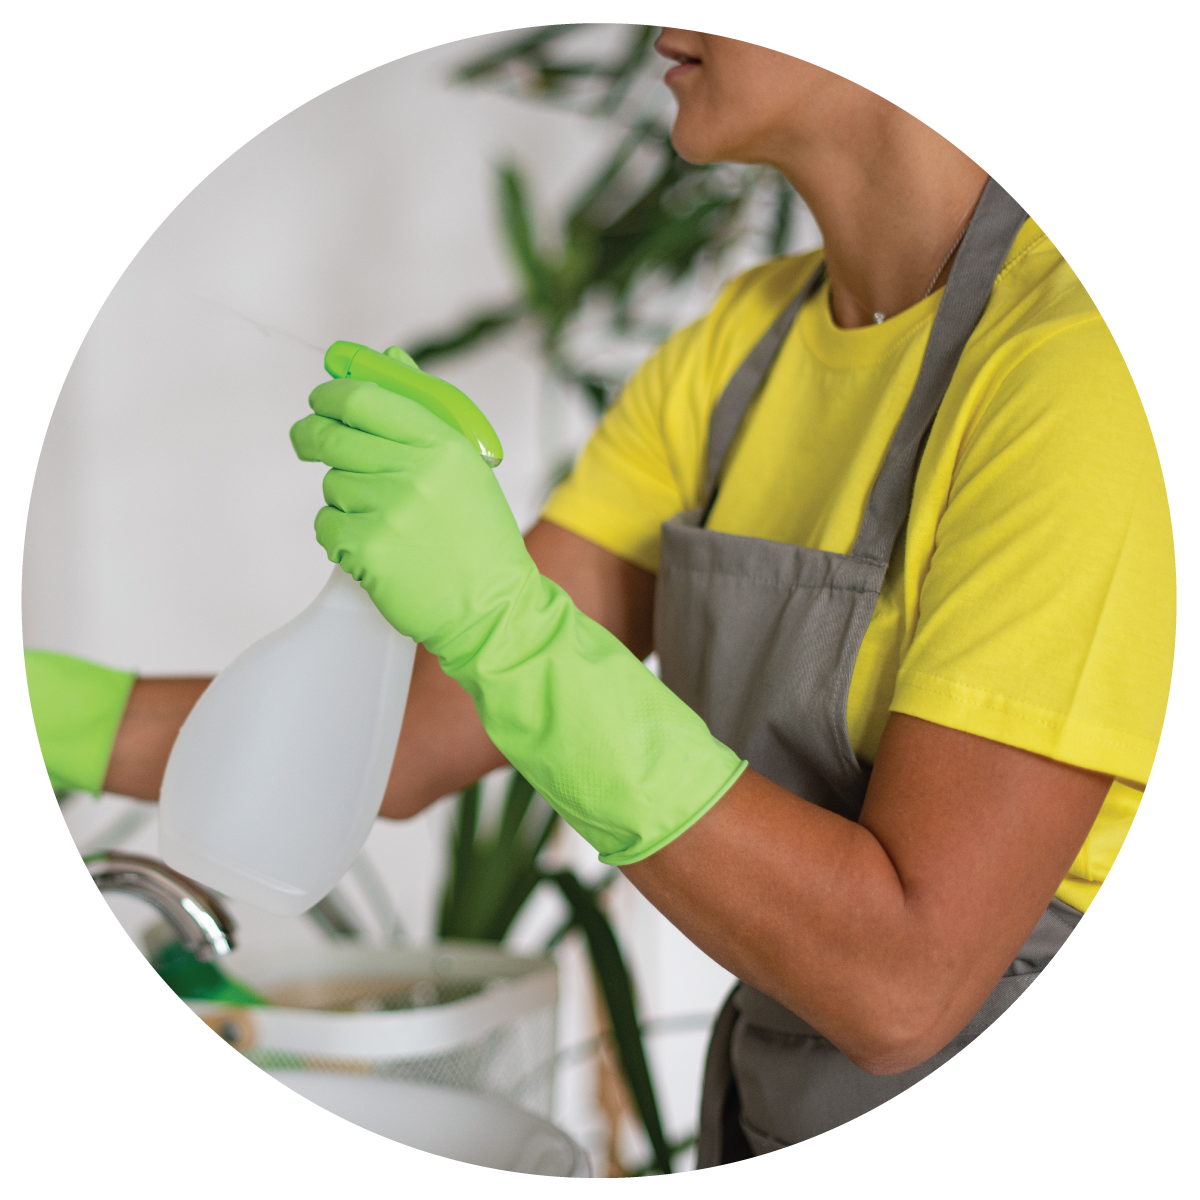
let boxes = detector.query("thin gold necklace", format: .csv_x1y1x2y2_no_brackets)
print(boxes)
873,213,974,321
864,200,984,324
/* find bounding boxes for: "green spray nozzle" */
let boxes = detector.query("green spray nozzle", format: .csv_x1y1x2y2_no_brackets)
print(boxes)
324,341,503,468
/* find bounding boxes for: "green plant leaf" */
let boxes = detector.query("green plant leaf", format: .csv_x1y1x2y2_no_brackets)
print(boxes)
437,781,477,936
454,25,660,116
406,303,526,367
408,32,800,428
496,770,536,850
770,175,796,257
416,28,808,1176
438,774,558,943
454,25,585,87
434,771,673,1173
592,25,659,117
550,869,673,1174
498,163,558,316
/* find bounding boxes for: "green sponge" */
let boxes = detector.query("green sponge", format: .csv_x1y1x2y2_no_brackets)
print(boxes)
150,939,269,1007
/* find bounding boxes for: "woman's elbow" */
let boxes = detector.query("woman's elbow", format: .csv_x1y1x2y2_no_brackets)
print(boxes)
788,984,965,1077
845,1029,943,1076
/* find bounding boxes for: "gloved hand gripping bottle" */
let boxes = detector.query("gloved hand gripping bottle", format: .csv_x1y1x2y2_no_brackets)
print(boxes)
158,344,503,916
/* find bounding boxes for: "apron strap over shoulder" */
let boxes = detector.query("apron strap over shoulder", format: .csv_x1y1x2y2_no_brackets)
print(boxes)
702,261,827,508
851,179,1028,565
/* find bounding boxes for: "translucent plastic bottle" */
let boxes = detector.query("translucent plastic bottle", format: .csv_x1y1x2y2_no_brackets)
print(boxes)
159,343,503,916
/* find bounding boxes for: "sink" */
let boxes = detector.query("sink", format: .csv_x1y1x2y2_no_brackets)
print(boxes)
267,1070,590,1176
191,942,560,1118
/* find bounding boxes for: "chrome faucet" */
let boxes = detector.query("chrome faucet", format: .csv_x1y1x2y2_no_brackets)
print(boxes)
88,851,237,962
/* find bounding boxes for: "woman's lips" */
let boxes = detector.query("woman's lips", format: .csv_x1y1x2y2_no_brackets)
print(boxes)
663,58,701,85
655,36,701,85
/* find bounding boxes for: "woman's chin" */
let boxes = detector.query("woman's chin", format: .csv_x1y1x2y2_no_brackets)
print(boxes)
668,121,723,166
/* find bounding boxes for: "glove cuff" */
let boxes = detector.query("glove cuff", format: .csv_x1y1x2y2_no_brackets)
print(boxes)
436,575,747,864
25,650,136,795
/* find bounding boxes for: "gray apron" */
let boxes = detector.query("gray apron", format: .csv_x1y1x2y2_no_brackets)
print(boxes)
652,180,1083,1164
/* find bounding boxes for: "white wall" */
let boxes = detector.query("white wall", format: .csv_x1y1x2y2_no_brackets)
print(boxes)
28,26,818,1170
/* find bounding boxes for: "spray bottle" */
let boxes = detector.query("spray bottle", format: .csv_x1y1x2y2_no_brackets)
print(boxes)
158,343,502,916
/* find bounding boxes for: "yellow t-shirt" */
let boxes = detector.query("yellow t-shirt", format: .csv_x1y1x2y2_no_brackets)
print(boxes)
543,220,1175,912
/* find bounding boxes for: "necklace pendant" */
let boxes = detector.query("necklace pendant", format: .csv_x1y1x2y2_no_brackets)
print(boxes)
873,311,886,324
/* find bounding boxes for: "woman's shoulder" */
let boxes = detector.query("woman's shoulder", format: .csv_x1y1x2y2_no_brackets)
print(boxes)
991,219,1104,334
711,249,825,323
686,250,825,388
960,218,1137,438
618,250,825,416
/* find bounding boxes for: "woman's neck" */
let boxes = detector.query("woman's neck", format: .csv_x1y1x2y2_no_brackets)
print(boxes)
655,35,992,329
767,108,988,329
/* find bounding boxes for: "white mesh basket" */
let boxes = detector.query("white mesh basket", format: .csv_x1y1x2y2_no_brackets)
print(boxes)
190,941,558,1117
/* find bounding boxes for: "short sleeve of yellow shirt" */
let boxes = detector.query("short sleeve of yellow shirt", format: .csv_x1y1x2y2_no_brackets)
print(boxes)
543,220,1175,913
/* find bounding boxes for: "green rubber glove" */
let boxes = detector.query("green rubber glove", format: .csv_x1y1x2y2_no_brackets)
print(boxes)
290,370,746,865
24,650,136,795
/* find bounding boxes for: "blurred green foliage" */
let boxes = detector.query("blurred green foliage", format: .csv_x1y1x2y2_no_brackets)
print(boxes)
438,772,682,1173
426,26,794,1173
409,24,797,421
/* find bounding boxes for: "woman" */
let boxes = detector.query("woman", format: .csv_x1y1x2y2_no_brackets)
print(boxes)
297,31,1171,1158
34,30,1172,1161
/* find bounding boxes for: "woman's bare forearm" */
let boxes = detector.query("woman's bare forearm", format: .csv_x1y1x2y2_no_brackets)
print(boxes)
101,658,492,812
377,646,507,818
622,715,1111,1074
103,677,211,800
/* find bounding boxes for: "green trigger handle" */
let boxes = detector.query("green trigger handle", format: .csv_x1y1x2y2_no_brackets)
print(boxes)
324,341,504,468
